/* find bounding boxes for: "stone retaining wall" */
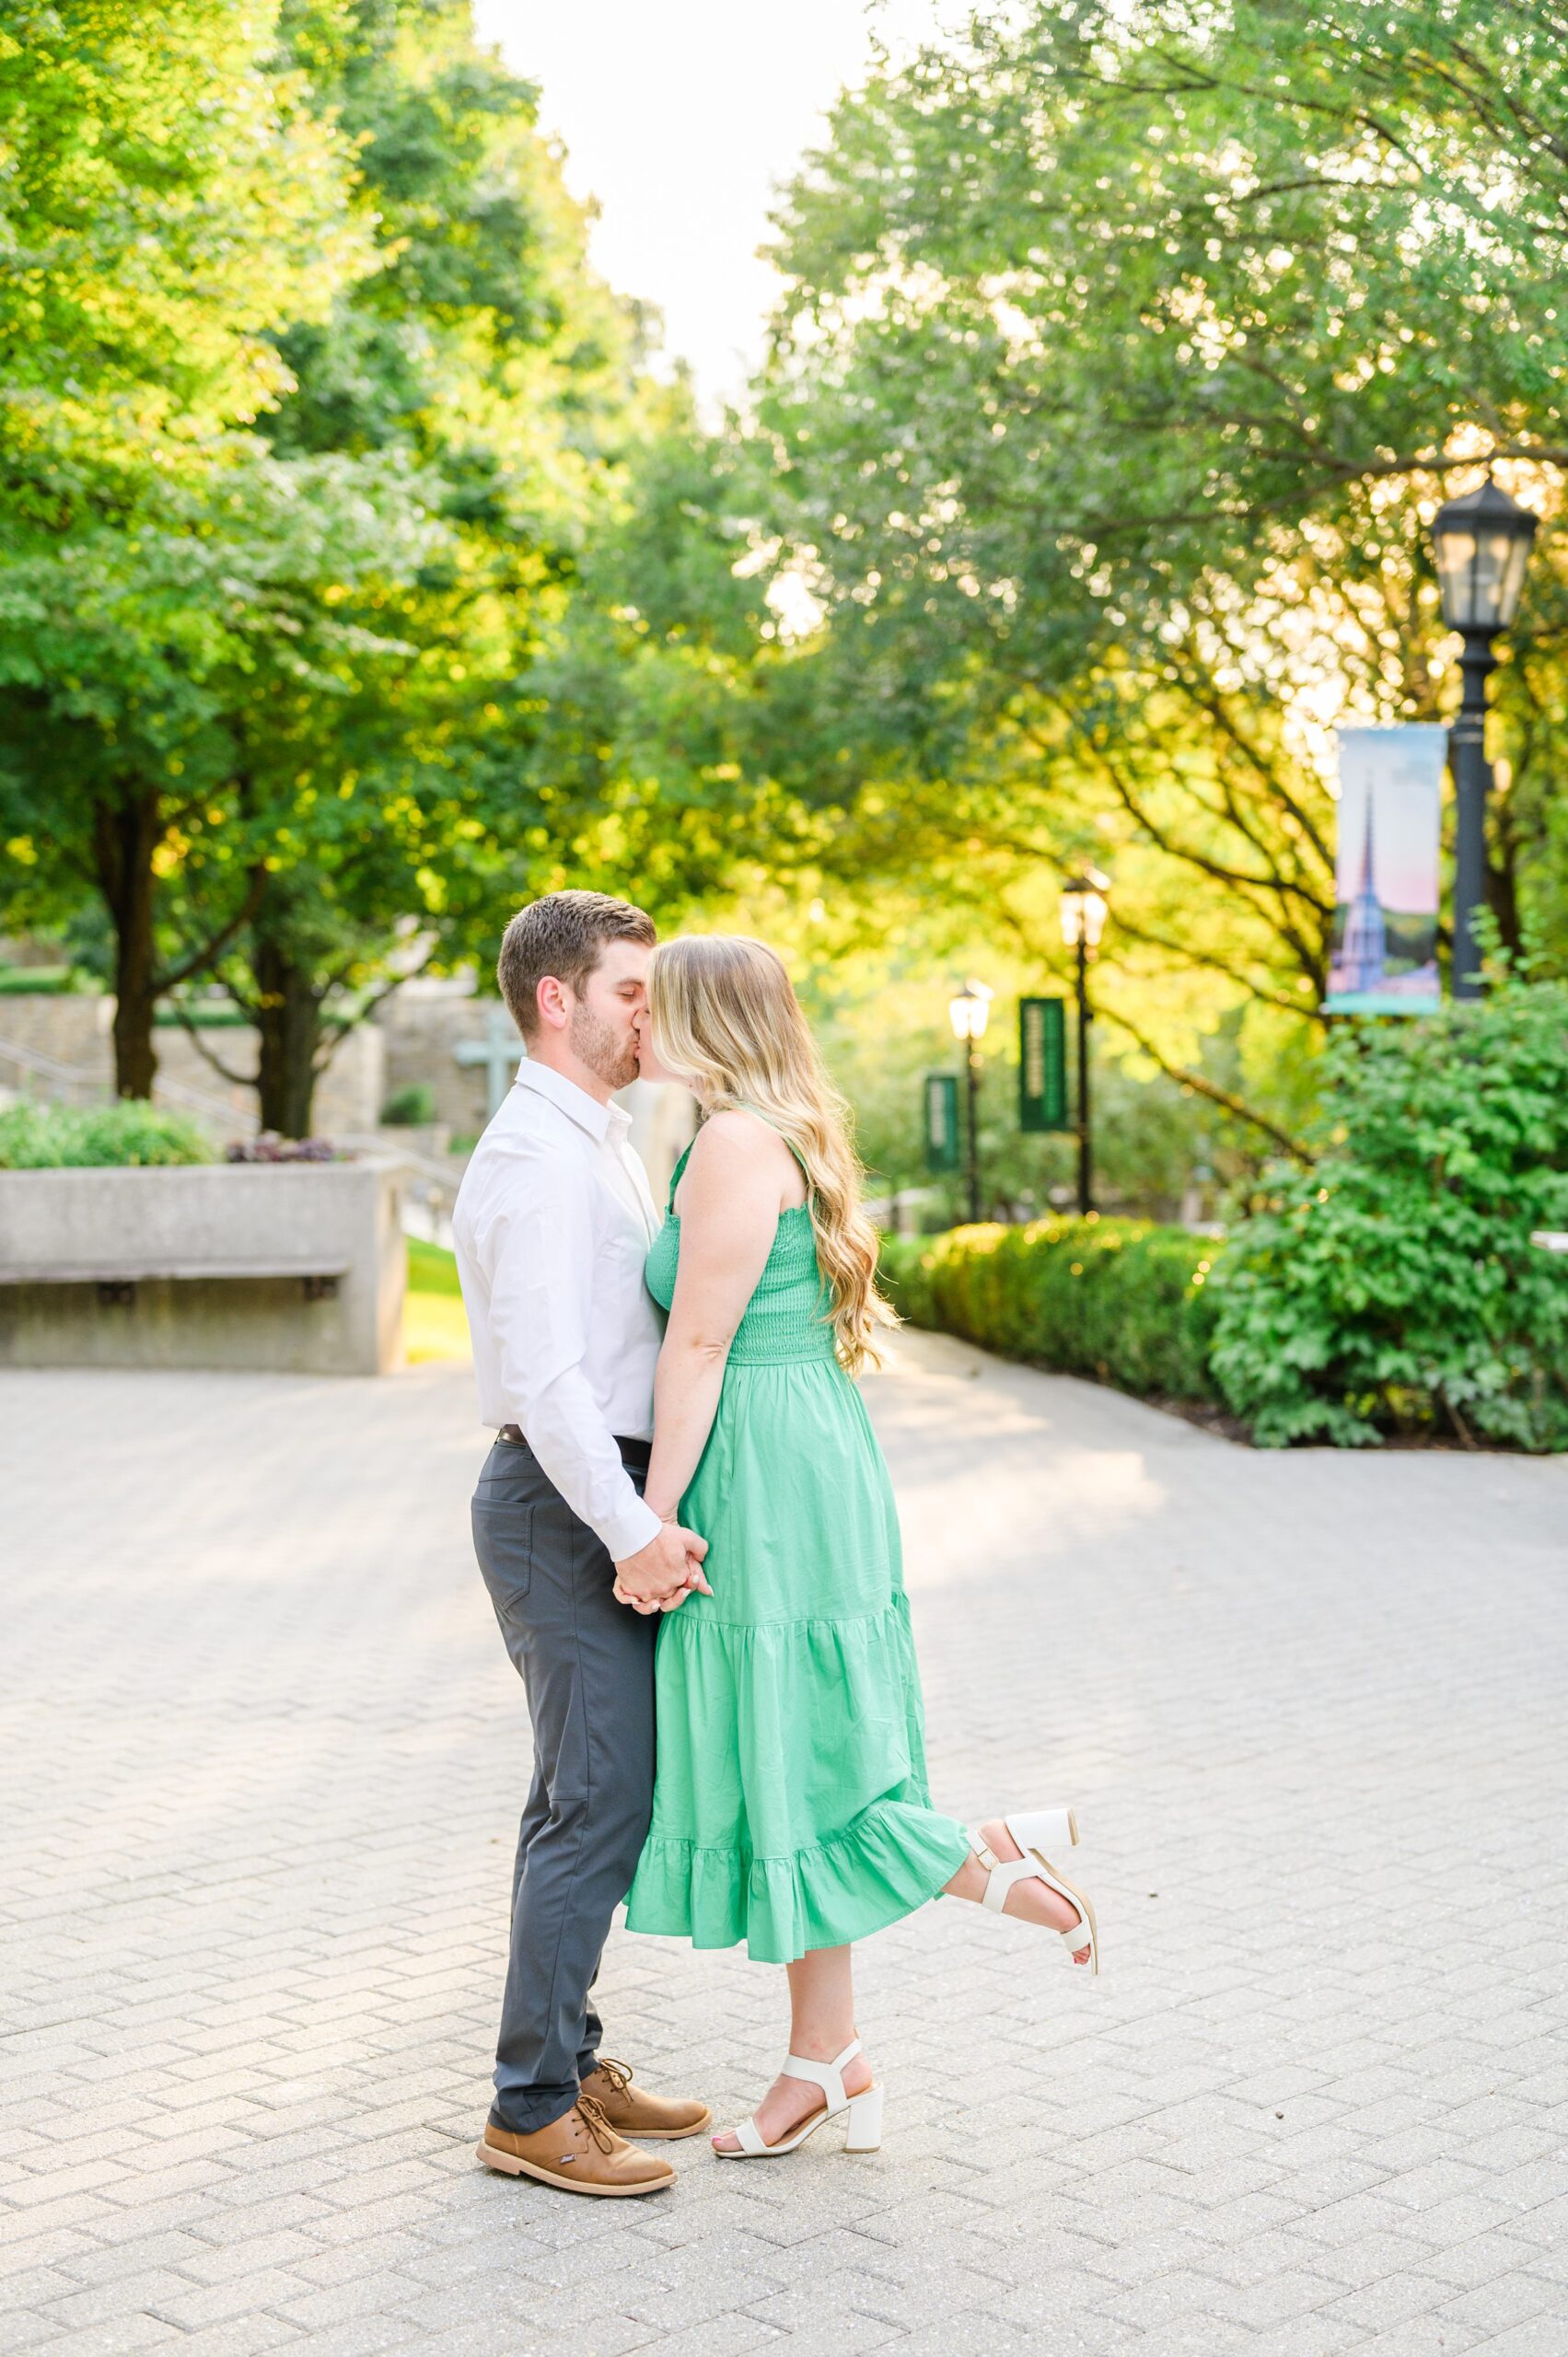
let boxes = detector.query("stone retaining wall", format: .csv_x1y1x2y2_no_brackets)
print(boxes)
0,1162,405,1375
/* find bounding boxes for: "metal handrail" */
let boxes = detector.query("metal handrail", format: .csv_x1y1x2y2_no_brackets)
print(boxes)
0,1030,259,1132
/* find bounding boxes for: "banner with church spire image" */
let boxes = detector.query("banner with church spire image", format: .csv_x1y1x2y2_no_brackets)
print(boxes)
1325,726,1445,1015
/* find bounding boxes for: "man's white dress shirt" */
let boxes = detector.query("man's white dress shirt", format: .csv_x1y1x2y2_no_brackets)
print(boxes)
452,1059,664,1562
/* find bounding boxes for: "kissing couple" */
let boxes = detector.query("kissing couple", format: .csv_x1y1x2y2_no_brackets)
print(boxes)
452,889,1098,2198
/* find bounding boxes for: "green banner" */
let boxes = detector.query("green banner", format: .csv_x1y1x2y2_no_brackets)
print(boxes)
923,1073,960,1172
1018,996,1070,1132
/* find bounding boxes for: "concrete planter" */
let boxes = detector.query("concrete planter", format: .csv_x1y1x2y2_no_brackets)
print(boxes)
0,1162,405,1375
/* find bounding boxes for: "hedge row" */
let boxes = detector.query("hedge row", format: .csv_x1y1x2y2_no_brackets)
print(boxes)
879,1215,1221,1405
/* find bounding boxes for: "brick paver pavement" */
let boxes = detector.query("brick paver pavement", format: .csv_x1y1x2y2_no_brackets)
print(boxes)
3,1334,1566,2357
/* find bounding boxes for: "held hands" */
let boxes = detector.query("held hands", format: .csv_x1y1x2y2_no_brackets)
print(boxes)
612,1517,711,1616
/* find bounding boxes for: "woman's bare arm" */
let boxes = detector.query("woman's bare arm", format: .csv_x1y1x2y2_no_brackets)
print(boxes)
645,1113,793,1526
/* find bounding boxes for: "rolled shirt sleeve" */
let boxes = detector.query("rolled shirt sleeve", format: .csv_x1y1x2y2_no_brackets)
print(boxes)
482,1166,662,1563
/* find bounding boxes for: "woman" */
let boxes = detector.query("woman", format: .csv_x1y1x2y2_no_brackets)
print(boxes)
621,935,1097,2160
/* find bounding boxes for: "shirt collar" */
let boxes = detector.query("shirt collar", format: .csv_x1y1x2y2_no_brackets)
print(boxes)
513,1057,615,1143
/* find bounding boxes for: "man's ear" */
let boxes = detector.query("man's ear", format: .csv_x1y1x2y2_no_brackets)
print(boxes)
536,975,572,1033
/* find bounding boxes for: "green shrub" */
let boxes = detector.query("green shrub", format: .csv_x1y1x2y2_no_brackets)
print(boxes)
0,1098,217,1168
880,1214,1220,1403
1210,976,1568,1451
381,1082,436,1126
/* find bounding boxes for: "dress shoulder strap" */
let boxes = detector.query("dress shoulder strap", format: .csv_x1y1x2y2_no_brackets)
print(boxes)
666,1137,696,1212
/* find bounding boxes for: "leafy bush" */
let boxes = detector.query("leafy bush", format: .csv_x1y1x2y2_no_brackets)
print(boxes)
381,1082,436,1126
880,1214,1220,1403
0,1098,216,1167
1210,977,1568,1451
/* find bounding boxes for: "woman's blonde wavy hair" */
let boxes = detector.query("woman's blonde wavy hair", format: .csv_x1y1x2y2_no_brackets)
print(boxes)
649,935,897,1374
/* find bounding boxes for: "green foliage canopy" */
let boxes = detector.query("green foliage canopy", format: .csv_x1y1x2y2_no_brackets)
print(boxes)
750,0,1568,1124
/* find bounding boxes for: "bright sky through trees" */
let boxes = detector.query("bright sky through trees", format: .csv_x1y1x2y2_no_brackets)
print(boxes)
470,0,943,401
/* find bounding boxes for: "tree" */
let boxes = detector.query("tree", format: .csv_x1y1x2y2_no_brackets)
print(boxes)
0,0,374,1094
172,2,776,1131
748,0,1568,1120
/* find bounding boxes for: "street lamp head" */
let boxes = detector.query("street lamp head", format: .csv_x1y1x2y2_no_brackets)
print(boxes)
947,978,993,1042
1431,476,1538,635
1059,867,1111,949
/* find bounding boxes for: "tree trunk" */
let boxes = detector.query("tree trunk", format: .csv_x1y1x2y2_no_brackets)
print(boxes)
253,933,325,1136
94,793,163,1098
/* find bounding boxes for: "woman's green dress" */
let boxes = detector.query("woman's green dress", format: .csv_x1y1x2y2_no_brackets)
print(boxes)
623,1130,972,1964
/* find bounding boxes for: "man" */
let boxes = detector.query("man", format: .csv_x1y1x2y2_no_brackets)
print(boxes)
453,890,711,2199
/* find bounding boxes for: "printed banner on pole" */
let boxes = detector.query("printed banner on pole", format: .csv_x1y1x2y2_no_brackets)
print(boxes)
923,1074,960,1173
1018,997,1070,1132
1325,726,1445,1015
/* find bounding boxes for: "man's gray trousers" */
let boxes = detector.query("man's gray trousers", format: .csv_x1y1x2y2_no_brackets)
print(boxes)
470,1433,656,2136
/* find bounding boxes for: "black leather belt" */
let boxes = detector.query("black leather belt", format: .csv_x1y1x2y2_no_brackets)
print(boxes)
497,1425,651,1469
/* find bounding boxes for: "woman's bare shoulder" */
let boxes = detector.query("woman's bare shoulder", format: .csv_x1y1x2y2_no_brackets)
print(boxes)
688,1108,787,1172
682,1109,799,1203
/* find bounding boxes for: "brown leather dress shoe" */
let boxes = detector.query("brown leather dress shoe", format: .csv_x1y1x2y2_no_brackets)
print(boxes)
581,2055,713,2141
476,2095,675,2197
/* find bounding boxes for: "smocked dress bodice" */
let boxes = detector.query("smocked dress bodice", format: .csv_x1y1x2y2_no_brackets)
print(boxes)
643,1143,837,1366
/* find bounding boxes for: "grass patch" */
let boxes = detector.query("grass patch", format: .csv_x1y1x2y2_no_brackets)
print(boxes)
404,1236,470,1364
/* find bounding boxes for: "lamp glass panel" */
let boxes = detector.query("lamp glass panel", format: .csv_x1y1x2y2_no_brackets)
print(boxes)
1080,890,1109,947
1060,898,1083,946
1469,527,1514,629
1435,521,1534,631
1496,532,1531,628
969,995,990,1039
1434,527,1478,627
948,995,974,1041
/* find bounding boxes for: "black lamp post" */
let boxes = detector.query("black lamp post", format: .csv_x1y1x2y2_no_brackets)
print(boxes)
947,980,993,1223
1430,477,1538,998
1059,870,1110,1215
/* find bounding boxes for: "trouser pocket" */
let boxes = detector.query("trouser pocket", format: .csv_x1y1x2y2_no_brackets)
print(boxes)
472,1496,534,1614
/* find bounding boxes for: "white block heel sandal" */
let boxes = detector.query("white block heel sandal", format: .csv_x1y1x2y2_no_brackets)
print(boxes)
717,2038,884,2159
970,1808,1099,1974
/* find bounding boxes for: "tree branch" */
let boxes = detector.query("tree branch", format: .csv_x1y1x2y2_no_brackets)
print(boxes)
313,948,436,1072
1098,1003,1315,1162
153,866,268,993
166,1004,258,1090
1109,911,1327,1025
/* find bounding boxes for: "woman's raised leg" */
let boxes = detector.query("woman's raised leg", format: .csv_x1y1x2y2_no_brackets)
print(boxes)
944,1819,1094,1963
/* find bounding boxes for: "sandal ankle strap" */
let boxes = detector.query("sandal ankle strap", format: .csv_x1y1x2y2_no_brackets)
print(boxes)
969,1829,1049,1914
782,2036,862,2112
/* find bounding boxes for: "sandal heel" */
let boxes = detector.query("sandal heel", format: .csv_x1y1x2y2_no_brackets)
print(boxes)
1006,1805,1078,1853
843,2084,884,2153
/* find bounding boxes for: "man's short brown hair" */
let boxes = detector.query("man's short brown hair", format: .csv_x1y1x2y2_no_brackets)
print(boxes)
497,890,656,1039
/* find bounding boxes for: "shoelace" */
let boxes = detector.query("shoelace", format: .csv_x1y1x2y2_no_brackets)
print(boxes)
574,2093,617,2154
593,2056,633,2100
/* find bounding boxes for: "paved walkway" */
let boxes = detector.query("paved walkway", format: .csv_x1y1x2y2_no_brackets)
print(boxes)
3,1337,1566,2357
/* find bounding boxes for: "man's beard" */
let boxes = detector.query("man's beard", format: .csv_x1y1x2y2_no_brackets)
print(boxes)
571,1003,638,1092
